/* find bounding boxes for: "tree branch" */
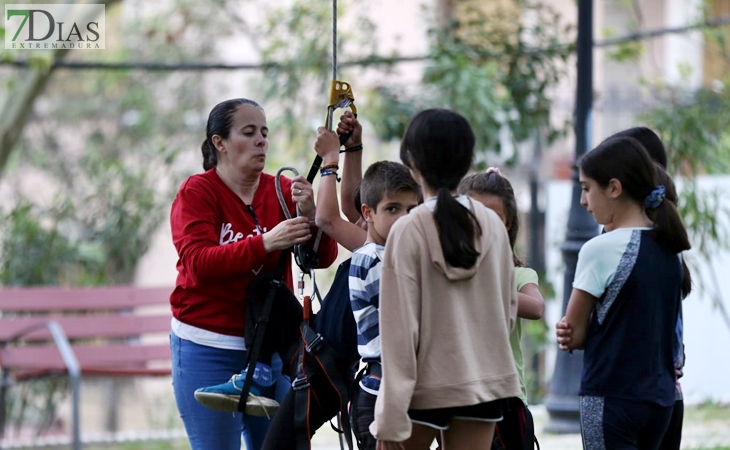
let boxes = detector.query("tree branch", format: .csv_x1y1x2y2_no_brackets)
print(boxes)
595,15,730,48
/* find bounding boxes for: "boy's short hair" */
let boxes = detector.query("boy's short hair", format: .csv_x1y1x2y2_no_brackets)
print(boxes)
358,161,419,210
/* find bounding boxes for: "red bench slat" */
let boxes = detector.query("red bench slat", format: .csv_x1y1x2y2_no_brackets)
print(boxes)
0,286,172,312
0,315,171,342
0,286,175,382
0,343,171,371
12,367,171,380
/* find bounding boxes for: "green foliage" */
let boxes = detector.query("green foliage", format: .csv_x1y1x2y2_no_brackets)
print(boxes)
0,0,224,287
0,201,82,286
366,86,421,147
250,0,377,169
598,6,730,329
257,1,334,157
639,79,730,329
247,0,573,169
607,40,645,63
686,399,730,424
643,86,730,176
640,84,730,252
367,0,574,166
0,0,233,437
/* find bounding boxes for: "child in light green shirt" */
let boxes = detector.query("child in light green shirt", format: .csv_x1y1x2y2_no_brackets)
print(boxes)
460,168,545,449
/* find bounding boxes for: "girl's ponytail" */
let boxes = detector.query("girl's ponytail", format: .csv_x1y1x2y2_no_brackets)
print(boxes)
646,186,690,255
434,187,481,268
649,164,692,298
401,109,480,268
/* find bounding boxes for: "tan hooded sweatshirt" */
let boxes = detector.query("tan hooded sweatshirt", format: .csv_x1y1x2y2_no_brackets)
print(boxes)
370,197,521,442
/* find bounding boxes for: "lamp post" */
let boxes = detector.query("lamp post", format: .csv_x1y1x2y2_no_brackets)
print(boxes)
543,0,598,433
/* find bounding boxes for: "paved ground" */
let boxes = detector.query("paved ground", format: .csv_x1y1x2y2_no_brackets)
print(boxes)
310,404,730,450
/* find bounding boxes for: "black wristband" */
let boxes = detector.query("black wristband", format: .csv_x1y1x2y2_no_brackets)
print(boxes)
340,144,363,153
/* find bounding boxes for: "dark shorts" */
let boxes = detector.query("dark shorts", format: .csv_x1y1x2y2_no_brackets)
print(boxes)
407,399,503,430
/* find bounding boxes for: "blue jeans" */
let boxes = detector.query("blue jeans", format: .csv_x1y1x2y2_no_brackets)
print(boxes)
170,332,291,450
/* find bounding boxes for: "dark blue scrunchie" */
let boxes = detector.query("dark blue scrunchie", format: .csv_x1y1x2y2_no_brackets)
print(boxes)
644,185,665,209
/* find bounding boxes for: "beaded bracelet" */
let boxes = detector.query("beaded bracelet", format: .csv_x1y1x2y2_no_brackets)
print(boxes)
340,144,363,153
320,162,340,171
320,169,341,182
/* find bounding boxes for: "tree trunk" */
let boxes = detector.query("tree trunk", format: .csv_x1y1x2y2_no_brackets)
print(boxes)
0,0,122,178
437,0,455,29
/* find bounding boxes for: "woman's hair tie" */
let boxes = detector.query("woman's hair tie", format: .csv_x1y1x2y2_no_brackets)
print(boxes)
644,185,666,209
486,167,502,176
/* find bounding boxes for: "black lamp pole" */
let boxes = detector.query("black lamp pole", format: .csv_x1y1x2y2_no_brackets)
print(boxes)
543,0,598,433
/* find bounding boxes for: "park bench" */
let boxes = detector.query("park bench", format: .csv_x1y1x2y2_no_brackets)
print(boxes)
0,285,174,449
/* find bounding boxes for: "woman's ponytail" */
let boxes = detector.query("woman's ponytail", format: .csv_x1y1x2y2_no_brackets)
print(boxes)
434,187,481,268
201,139,217,171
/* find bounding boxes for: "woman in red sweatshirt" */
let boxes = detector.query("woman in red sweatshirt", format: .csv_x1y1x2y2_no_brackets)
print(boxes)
169,98,337,450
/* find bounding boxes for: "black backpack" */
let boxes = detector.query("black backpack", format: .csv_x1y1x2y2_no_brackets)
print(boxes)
259,258,361,450
312,258,358,363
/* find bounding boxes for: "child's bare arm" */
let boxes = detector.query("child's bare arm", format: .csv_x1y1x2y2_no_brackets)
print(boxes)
517,283,545,320
314,127,367,252
557,288,595,351
337,111,363,224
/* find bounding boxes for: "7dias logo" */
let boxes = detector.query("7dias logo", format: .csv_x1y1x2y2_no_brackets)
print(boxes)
5,4,105,50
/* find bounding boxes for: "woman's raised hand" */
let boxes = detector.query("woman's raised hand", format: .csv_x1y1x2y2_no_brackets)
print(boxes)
262,216,312,253
291,175,315,221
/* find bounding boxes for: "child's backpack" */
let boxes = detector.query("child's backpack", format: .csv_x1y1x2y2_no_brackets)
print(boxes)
312,258,358,361
262,258,361,450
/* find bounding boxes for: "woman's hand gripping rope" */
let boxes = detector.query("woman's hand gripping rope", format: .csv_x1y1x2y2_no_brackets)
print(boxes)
263,167,316,254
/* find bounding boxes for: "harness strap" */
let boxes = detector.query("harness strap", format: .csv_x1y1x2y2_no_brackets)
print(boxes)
301,323,354,449
365,361,382,378
237,249,290,413
293,347,312,450
292,290,313,450
291,317,355,450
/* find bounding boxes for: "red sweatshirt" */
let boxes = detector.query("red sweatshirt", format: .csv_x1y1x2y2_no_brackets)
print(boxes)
169,169,338,337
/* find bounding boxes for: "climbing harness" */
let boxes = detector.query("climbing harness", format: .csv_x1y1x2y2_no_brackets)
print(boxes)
235,166,320,418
